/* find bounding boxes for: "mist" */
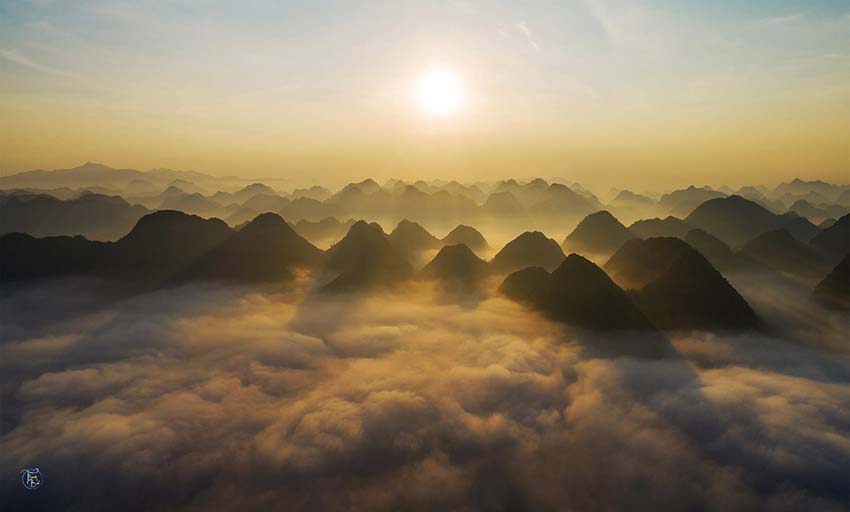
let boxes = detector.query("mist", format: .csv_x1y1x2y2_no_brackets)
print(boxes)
1,277,847,511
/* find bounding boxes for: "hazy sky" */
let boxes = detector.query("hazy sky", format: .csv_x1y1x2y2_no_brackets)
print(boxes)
1,1,848,188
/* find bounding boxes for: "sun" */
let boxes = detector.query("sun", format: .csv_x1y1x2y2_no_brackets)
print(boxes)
416,70,463,116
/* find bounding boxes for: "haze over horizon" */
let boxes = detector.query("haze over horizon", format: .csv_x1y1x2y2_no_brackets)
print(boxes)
2,0,849,188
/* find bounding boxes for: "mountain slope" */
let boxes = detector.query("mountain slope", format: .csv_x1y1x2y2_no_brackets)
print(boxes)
739,229,831,280
562,211,635,254
389,219,441,258
322,221,412,292
500,254,656,332
810,214,849,256
187,213,323,282
441,225,491,254
685,195,784,248
812,255,849,309
490,231,564,274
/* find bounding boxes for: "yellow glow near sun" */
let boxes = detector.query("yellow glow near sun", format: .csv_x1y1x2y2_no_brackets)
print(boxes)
416,70,463,116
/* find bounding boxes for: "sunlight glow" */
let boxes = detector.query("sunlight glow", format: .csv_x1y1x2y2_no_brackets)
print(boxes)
416,70,463,116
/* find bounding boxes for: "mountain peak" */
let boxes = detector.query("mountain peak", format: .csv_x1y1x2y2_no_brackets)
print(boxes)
490,231,564,273
563,210,634,254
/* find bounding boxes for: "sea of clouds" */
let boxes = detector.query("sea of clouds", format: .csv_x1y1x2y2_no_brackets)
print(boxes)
0,276,847,511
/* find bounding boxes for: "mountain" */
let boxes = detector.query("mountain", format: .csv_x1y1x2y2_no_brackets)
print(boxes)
490,231,564,274
0,233,106,281
683,229,755,272
812,255,849,309
388,219,441,259
789,199,849,224
159,192,221,217
562,211,635,254
0,193,150,241
209,191,235,205
321,221,412,292
290,185,332,201
612,238,759,330
224,207,259,227
482,191,527,218
295,217,356,245
241,193,290,212
604,237,696,290
529,183,600,218
441,225,491,255
233,183,277,203
612,190,654,206
1,210,233,284
684,195,786,248
774,178,846,202
419,244,490,295
500,254,656,332
659,186,725,216
0,162,146,189
740,229,831,280
809,214,849,256
628,216,691,239
187,213,322,282
110,211,234,282
818,218,837,229
779,214,820,243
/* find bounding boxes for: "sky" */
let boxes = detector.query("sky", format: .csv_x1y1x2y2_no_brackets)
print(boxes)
0,0,848,189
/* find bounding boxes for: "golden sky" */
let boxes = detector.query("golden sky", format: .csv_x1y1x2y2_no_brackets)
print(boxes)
1,1,848,189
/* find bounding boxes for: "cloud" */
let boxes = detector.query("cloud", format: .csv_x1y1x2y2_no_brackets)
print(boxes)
0,279,847,510
515,22,541,52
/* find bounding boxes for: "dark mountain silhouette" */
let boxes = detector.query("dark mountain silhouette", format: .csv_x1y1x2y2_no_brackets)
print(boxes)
1,233,106,281
818,218,837,229
604,237,695,290
0,193,150,241
109,210,234,282
812,255,849,309
562,210,635,254
740,229,831,280
441,225,491,254
500,254,656,332
810,214,849,256
321,221,412,292
1,210,233,284
187,213,322,282
609,238,759,330
628,216,691,239
685,195,786,248
789,199,849,224
388,219,441,258
490,231,564,274
295,217,356,244
419,244,490,295
779,213,820,243
683,229,758,272
659,186,725,216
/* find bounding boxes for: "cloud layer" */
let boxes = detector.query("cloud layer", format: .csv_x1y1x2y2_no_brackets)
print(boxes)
0,279,847,511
